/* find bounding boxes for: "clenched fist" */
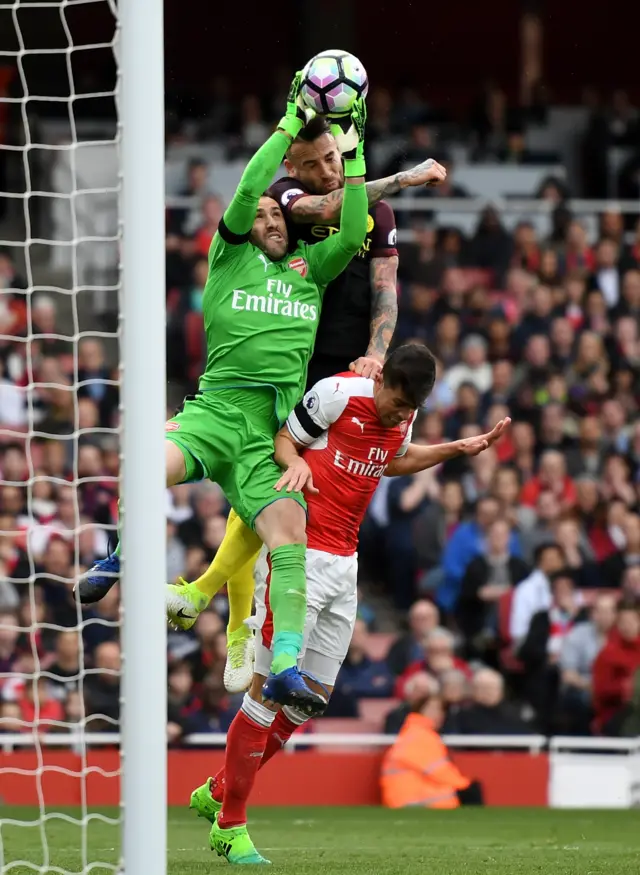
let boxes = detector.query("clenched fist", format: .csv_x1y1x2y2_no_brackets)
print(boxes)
400,158,447,190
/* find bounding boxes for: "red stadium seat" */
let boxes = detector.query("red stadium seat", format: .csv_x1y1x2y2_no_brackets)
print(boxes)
313,718,375,734
364,632,395,662
358,698,399,729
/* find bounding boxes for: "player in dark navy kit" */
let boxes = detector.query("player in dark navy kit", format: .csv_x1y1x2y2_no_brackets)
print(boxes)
268,116,447,387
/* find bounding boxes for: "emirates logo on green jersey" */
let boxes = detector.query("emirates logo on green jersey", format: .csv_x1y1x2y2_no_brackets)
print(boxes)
231,289,318,322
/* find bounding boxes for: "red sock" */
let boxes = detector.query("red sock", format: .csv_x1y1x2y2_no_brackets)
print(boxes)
210,710,302,802
259,710,300,770
210,768,225,804
218,710,270,829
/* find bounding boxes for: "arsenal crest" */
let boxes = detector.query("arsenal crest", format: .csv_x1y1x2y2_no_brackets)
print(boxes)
288,257,308,278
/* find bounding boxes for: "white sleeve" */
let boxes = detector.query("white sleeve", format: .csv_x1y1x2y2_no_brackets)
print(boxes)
286,377,349,446
394,413,416,458
509,577,533,643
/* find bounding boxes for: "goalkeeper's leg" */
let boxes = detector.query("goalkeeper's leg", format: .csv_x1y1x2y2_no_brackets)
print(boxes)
166,510,261,692
253,498,326,716
75,441,187,604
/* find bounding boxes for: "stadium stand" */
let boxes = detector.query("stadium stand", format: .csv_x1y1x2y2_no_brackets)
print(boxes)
1,64,640,746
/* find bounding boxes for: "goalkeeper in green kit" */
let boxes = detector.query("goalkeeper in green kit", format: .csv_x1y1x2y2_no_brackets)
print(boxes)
78,73,368,716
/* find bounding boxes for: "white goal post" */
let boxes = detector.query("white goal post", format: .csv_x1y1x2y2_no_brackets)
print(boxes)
0,0,167,873
119,0,167,871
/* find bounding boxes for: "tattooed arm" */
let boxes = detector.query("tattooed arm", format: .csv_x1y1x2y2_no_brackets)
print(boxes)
366,256,399,362
290,159,447,224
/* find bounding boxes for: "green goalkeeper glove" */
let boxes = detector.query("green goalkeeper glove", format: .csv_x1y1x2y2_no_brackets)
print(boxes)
330,97,367,178
278,71,315,139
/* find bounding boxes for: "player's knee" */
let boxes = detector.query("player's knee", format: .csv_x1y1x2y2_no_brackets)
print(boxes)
256,499,307,550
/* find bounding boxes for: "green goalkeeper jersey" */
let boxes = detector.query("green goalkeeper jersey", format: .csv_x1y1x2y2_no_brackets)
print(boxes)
198,130,367,426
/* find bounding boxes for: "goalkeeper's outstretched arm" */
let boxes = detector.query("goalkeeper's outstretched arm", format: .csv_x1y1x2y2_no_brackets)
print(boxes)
221,132,294,239
306,99,369,287
221,72,313,239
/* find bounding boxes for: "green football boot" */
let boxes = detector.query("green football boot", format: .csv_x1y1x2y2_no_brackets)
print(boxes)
210,820,271,865
166,578,210,630
189,778,221,824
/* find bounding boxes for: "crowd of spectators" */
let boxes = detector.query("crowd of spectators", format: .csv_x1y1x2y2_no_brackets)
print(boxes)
350,198,640,738
2,91,640,744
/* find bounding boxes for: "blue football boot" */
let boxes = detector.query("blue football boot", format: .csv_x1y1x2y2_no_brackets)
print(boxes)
262,666,328,717
74,551,120,604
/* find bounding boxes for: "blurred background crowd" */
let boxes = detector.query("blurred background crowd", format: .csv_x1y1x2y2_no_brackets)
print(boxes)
1,0,640,745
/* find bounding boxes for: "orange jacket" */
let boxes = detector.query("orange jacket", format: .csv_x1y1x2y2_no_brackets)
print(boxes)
380,713,470,809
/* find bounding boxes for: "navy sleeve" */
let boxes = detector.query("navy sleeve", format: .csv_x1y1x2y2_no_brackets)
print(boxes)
370,201,398,259
268,177,309,220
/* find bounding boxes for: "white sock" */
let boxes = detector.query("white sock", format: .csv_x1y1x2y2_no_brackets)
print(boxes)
242,692,276,728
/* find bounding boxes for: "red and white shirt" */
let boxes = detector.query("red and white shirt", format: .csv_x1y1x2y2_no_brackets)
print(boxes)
286,373,415,556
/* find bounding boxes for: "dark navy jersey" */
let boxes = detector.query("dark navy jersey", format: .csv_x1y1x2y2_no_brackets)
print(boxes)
269,176,398,387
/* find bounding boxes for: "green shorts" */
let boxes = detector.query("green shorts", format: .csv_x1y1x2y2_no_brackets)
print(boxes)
165,387,306,529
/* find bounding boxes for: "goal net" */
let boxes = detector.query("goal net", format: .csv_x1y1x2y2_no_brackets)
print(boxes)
0,1,166,873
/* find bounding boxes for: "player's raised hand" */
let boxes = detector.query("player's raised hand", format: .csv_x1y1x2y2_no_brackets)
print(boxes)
349,96,367,143
399,158,447,190
330,96,367,177
457,417,511,457
278,71,316,139
350,356,383,380
274,458,319,495
329,97,366,152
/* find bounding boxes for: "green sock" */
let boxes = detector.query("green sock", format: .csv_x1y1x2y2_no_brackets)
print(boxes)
268,543,306,674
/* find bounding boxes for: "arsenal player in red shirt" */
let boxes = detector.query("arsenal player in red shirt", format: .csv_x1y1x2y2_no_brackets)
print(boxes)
194,344,509,840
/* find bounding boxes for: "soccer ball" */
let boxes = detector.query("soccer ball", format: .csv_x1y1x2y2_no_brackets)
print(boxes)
300,50,368,117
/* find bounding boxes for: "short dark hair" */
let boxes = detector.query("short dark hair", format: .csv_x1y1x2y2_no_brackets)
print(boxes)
285,117,332,161
381,343,437,408
294,116,331,144
533,542,563,566
549,568,576,587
